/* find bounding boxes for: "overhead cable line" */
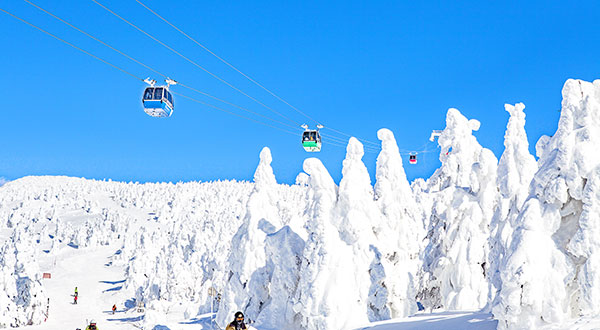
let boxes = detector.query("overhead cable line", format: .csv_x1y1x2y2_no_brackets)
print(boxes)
134,0,322,127
0,7,143,83
322,126,382,148
172,92,300,137
91,0,300,127
0,6,303,140
320,132,381,153
21,0,301,132
133,0,384,148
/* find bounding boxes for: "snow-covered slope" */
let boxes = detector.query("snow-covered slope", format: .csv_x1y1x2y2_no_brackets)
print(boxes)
2,79,600,330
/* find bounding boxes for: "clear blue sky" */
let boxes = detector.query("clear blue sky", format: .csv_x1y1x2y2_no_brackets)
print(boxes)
1,0,599,184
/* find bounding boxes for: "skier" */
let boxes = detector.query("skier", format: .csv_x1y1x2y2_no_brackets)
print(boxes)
85,320,98,330
226,311,247,330
74,295,78,305
112,304,116,314
74,287,78,297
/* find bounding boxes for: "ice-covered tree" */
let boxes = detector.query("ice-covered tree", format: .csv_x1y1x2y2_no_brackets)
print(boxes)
372,128,423,318
418,108,498,310
0,231,48,327
292,157,348,330
494,79,600,328
336,137,384,323
488,103,537,302
254,225,305,329
217,147,282,327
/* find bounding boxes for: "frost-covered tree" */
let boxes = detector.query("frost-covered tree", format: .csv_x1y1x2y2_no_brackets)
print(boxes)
255,225,305,329
217,147,282,327
372,128,422,318
292,157,346,330
0,232,48,327
568,166,600,315
494,79,600,328
336,137,382,323
418,108,498,310
488,103,537,302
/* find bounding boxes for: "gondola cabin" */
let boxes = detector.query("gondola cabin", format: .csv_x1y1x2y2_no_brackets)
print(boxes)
409,153,417,164
302,130,322,152
142,86,174,117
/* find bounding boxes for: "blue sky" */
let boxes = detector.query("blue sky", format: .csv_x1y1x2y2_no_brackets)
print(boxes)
1,0,599,184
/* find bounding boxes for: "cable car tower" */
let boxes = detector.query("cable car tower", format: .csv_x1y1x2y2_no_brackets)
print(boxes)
429,130,442,142
301,124,323,152
142,78,177,117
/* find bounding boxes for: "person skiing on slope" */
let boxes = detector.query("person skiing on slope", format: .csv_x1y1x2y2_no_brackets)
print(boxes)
74,287,78,297
112,304,116,314
85,320,98,330
74,295,78,304
225,311,247,330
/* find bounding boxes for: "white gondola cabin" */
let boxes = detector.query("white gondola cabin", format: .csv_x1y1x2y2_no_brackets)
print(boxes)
142,78,176,118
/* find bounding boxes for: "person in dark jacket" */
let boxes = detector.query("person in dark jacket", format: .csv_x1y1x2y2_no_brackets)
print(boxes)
225,311,247,330
85,320,97,330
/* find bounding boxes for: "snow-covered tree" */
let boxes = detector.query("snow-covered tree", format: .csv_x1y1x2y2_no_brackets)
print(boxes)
372,128,422,318
217,147,282,327
488,103,537,303
293,157,346,330
418,108,498,310
494,79,600,328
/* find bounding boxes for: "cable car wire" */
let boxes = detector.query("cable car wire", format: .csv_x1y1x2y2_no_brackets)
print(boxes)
322,127,382,148
0,6,143,83
172,92,301,137
320,132,381,153
133,0,322,127
21,0,302,132
132,0,383,148
0,6,308,143
3,4,388,156
90,0,301,128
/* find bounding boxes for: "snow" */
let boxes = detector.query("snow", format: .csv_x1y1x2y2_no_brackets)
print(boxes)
493,79,600,329
488,103,537,305
355,311,498,330
418,108,498,311
2,78,600,330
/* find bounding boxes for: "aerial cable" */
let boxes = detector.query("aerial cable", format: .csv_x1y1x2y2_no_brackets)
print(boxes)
91,0,300,127
22,0,165,78
177,82,301,131
5,2,389,154
172,92,301,137
133,0,384,148
0,6,143,83
322,126,382,148
22,0,301,132
134,0,322,127
320,132,381,153
0,7,302,140
321,140,379,154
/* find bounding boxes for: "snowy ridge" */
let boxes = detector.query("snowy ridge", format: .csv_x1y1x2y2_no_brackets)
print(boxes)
2,79,600,330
